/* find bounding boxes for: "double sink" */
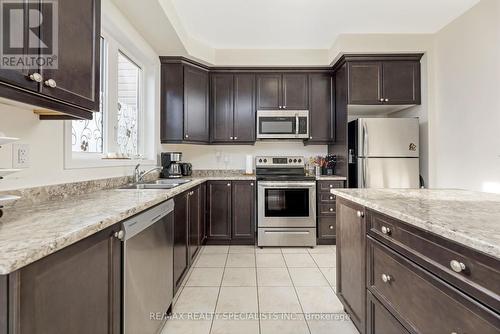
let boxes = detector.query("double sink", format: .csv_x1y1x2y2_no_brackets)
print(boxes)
119,179,192,190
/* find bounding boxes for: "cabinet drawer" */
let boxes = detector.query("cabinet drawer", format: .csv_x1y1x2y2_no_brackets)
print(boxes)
318,217,336,239
319,203,336,216
368,237,500,334
318,181,344,191
367,209,500,311
366,291,409,334
319,192,336,203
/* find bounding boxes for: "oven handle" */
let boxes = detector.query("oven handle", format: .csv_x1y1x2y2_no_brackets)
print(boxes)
258,181,316,188
263,230,311,235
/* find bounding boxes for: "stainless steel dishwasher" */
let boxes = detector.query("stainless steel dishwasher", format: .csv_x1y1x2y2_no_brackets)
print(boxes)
120,199,174,334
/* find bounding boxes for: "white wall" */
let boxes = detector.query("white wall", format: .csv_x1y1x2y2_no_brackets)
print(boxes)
432,0,500,192
0,0,160,191
161,142,328,171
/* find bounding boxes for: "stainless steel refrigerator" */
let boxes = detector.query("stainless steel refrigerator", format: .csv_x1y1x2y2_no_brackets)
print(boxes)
348,118,420,188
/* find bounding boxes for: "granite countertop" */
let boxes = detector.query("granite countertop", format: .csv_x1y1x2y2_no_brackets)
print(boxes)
331,188,500,259
0,175,255,275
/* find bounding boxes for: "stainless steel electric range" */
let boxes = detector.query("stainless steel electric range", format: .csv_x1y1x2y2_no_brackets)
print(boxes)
256,156,317,247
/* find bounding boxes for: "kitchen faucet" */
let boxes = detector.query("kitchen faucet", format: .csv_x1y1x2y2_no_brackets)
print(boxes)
134,164,163,183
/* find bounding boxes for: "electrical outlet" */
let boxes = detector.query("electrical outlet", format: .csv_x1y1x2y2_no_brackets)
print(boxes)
12,144,30,168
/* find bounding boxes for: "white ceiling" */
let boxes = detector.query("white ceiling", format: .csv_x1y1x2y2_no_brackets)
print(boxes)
170,0,479,49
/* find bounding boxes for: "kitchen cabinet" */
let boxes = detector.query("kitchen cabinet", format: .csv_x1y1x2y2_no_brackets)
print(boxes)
256,73,308,110
0,0,100,120
173,191,189,293
160,58,209,143
231,181,255,242
206,180,255,244
211,73,255,143
188,186,201,262
344,55,422,105
366,291,409,334
1,223,121,334
308,73,334,143
207,181,232,241
316,180,345,244
199,182,207,245
336,198,366,334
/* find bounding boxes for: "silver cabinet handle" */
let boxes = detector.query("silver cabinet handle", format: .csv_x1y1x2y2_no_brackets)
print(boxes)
309,136,313,139
329,184,333,188
185,134,189,138
114,230,125,240
450,260,466,273
329,196,334,200
230,137,233,140
250,182,254,186
44,78,57,88
29,72,43,82
329,208,334,212
283,106,287,109
279,106,282,109
384,98,389,102
357,211,364,218
381,273,392,283
379,98,384,102
234,137,238,140
381,226,391,235
227,183,231,187
329,225,334,230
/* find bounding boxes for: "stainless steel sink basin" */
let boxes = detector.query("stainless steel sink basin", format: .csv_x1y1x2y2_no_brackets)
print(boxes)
118,179,192,190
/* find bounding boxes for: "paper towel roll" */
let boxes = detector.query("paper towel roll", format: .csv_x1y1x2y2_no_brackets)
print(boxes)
245,155,253,174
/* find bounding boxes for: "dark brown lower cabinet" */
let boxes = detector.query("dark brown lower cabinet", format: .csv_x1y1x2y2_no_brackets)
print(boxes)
188,186,200,262
366,291,409,334
199,182,207,245
1,223,121,334
206,180,255,244
173,191,189,293
317,181,345,245
336,198,366,334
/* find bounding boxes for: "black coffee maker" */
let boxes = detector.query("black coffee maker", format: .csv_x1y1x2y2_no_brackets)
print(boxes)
160,152,183,178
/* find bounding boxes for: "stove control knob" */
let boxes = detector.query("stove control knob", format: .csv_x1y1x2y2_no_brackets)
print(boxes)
293,159,297,163
298,159,302,163
289,159,292,163
258,159,263,163
263,159,267,163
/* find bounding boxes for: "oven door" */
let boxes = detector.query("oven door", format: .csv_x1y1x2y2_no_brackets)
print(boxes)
257,181,316,228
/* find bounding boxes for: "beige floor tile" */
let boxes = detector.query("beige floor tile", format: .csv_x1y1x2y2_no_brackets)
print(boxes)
186,268,224,287
257,268,293,287
283,253,317,268
229,245,256,254
281,247,309,254
258,287,302,313
203,246,230,254
222,267,257,286
216,287,258,313
161,320,212,334
319,267,336,289
288,267,330,287
210,319,260,334
310,253,336,268
256,253,286,267
295,287,343,314
226,253,256,267
195,253,228,267
307,315,359,334
260,315,310,334
308,245,336,254
255,247,282,254
173,287,219,313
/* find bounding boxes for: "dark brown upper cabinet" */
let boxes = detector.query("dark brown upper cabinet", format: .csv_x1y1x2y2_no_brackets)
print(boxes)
256,73,308,110
341,54,423,106
211,73,255,143
307,72,334,143
161,58,209,143
0,0,100,120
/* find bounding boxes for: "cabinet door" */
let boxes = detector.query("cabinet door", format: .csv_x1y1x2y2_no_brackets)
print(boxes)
0,1,39,92
188,187,200,262
184,66,209,142
173,192,189,292
199,183,206,245
40,0,100,111
207,181,232,240
12,224,121,334
382,61,420,104
336,199,366,334
308,73,333,143
366,291,409,334
348,62,383,104
233,74,256,142
231,181,255,242
160,63,184,142
211,74,234,142
282,73,308,110
256,74,282,110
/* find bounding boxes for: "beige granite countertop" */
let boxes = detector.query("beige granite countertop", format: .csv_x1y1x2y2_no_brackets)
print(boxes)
0,175,255,275
331,188,500,259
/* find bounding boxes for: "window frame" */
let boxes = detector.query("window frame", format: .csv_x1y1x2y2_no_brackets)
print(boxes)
64,29,157,169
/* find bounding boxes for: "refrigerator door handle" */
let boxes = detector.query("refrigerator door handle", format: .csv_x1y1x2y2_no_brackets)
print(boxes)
363,159,367,188
362,122,369,157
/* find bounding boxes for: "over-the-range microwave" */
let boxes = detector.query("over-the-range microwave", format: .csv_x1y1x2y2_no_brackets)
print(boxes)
256,110,309,139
